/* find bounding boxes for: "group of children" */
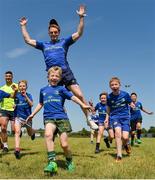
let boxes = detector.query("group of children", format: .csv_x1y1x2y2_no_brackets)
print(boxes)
89,77,153,162
0,70,153,174
0,4,153,176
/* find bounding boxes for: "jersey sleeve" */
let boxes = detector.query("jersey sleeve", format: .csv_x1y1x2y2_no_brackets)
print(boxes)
27,93,33,102
35,41,44,50
95,103,99,111
64,36,75,47
39,89,43,104
60,87,73,100
125,92,132,104
0,90,10,102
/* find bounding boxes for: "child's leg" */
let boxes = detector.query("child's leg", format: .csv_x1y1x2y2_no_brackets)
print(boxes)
136,121,142,140
14,121,21,150
114,127,122,158
59,132,72,160
108,128,114,142
95,125,104,152
26,126,35,140
44,123,58,173
59,132,75,171
90,129,94,143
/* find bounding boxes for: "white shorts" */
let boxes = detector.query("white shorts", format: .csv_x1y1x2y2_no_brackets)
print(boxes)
15,117,32,128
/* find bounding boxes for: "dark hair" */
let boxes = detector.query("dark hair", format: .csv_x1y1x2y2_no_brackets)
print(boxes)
48,19,60,32
131,92,137,97
99,92,108,99
5,71,13,75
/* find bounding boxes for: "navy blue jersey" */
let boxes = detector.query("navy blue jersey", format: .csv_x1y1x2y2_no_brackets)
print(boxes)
39,85,73,120
130,101,143,121
95,102,107,121
91,114,99,123
14,92,33,120
36,36,75,71
107,90,132,119
0,90,10,102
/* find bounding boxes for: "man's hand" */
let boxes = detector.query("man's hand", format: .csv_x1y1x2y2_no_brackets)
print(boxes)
20,17,28,26
76,5,87,17
11,84,18,92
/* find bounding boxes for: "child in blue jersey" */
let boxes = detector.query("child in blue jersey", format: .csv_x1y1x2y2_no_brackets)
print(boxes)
19,5,98,131
27,66,91,174
130,92,153,145
14,80,35,159
94,92,108,153
106,77,135,162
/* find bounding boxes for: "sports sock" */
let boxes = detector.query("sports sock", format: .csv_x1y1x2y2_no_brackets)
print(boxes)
137,129,141,139
47,151,56,162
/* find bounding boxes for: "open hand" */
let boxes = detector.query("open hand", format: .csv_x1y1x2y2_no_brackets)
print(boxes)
20,17,28,26
76,5,87,17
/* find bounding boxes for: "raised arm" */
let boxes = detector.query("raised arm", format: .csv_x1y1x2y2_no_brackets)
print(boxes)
20,17,37,47
72,5,86,41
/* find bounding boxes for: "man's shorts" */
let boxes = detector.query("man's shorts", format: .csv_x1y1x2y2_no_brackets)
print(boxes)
59,68,78,87
15,117,32,128
0,109,14,121
110,117,130,132
44,119,72,134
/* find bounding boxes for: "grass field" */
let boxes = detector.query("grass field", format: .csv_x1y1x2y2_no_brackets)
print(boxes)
0,137,155,179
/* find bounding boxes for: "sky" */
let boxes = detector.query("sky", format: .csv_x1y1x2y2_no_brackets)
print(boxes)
0,0,155,131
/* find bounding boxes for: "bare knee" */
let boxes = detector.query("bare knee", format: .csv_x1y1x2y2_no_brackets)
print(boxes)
45,132,53,141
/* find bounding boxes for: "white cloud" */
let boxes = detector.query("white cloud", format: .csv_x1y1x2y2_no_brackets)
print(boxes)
6,47,29,58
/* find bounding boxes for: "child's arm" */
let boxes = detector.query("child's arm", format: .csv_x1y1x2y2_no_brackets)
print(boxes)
141,107,153,115
20,17,37,47
22,92,33,107
71,95,90,109
26,103,43,122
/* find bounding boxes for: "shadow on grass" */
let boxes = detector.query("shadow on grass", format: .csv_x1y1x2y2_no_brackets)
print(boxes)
20,151,40,158
8,148,31,151
56,151,96,158
56,159,66,169
109,152,130,159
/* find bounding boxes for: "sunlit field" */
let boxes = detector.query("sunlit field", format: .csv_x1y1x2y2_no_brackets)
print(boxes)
1,137,155,179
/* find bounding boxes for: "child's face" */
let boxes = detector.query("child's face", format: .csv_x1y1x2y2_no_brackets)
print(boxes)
19,82,27,94
48,71,61,85
110,80,120,92
131,94,137,102
100,95,107,104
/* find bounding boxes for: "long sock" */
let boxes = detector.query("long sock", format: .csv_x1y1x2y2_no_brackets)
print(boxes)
137,129,141,139
131,133,135,141
47,151,56,162
65,150,72,162
96,143,100,150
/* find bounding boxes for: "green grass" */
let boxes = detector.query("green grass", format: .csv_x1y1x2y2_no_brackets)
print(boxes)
1,137,155,179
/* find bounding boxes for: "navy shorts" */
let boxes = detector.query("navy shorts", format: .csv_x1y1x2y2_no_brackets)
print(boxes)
0,109,14,121
110,117,130,132
59,68,78,87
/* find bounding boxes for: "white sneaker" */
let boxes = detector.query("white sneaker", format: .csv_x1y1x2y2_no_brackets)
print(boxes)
87,120,98,130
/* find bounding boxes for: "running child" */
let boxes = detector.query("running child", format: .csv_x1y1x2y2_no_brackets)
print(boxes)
130,92,153,145
14,80,35,159
106,77,135,162
26,66,91,174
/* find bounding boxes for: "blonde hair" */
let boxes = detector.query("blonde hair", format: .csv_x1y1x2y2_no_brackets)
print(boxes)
18,80,28,88
109,77,121,86
48,66,62,77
